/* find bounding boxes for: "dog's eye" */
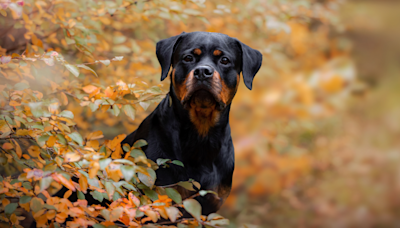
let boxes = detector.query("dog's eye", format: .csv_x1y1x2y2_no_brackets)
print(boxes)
183,55,194,62
220,57,230,65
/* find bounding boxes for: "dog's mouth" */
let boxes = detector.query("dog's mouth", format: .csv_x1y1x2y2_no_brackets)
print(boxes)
182,88,226,111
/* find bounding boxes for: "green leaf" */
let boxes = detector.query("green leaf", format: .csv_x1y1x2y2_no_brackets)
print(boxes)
30,198,43,212
123,105,136,120
139,101,150,111
138,168,156,188
156,158,170,166
143,189,158,201
59,110,74,119
113,36,127,44
77,191,85,200
199,190,217,197
165,188,182,204
121,165,135,182
93,224,107,228
68,132,83,146
178,181,195,191
90,190,104,202
171,160,184,167
101,209,110,221
105,182,115,197
133,139,147,148
14,82,30,90
39,176,53,192
19,196,32,204
183,199,201,221
5,203,18,215
99,158,112,170
77,64,98,77
57,134,67,145
28,102,44,118
130,149,146,158
65,64,80,77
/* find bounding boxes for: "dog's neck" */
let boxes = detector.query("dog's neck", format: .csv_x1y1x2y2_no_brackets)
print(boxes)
157,86,232,164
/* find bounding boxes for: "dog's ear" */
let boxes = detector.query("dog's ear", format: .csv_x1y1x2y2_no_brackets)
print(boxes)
237,41,263,90
156,32,186,81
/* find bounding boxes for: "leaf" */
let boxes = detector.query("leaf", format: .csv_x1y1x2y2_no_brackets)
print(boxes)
178,181,195,191
156,158,170,166
98,60,110,66
39,177,53,192
143,189,158,201
139,101,150,111
68,132,83,146
101,209,110,221
5,203,18,215
138,168,156,188
77,64,98,77
65,64,80,77
59,110,74,119
105,182,115,198
110,207,123,221
30,197,44,212
90,191,104,202
82,85,98,93
165,188,182,204
133,139,147,148
77,191,85,200
166,207,180,223
183,199,201,221
64,152,81,162
123,105,136,120
130,149,146,158
121,165,135,182
112,56,124,61
19,196,32,204
171,160,184,167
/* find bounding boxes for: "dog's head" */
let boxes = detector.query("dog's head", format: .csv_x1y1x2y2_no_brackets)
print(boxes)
156,32,262,135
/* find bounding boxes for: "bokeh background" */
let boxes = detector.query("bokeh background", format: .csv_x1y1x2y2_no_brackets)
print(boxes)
1,0,400,227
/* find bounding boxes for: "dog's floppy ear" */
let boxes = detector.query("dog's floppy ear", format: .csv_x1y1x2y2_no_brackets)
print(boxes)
237,41,263,90
156,32,186,81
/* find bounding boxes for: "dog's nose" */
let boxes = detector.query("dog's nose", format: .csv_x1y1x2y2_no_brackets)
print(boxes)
193,66,214,80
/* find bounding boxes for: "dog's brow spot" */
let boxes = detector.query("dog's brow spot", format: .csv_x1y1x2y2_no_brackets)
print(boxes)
193,48,202,55
213,50,222,56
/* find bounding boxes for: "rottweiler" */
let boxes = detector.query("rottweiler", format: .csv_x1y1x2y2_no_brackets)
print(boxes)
122,31,262,215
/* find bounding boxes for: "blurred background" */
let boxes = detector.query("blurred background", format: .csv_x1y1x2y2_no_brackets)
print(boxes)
1,0,400,227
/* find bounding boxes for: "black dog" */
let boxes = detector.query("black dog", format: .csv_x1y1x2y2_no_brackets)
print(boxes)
122,32,262,214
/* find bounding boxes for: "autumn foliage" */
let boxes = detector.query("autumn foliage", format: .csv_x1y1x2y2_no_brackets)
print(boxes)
2,0,396,227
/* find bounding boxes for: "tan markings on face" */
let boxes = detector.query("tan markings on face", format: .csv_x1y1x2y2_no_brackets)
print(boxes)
214,71,239,105
172,69,195,102
189,96,220,137
213,50,222,56
193,48,202,55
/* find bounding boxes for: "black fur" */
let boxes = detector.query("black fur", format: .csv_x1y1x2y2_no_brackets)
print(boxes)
122,32,262,214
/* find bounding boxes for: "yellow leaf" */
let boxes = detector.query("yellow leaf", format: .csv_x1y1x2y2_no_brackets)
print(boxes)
28,145,41,157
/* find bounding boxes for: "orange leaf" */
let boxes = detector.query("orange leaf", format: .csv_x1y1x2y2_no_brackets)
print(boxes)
79,176,88,193
110,207,124,222
47,136,56,147
9,100,21,106
82,85,98,94
60,92,68,105
2,142,13,150
64,152,81,162
52,173,76,191
64,190,72,199
88,161,100,179
12,139,22,158
27,145,41,157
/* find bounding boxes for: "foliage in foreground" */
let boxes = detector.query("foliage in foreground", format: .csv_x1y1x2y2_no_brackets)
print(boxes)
0,0,228,227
